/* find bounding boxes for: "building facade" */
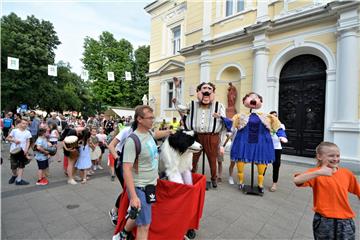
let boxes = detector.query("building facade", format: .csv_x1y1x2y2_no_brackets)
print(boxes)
145,0,360,162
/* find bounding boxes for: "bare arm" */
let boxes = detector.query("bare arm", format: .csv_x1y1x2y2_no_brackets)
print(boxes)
6,135,19,144
62,142,78,152
293,165,333,186
108,137,120,159
24,138,30,155
36,145,49,156
123,163,141,209
154,129,172,140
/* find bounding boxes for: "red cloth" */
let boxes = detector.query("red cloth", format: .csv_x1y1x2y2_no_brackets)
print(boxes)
114,173,206,240
108,153,115,167
63,156,68,170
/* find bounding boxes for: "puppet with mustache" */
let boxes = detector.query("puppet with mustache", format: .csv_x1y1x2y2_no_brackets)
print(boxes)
174,82,227,188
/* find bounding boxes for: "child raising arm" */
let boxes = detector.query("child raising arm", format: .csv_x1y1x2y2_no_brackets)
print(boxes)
293,141,360,240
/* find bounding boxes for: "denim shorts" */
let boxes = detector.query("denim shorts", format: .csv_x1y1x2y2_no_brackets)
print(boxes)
131,187,152,226
313,212,355,240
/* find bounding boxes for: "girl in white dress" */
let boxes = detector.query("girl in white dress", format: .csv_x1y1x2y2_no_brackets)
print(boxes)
75,129,92,183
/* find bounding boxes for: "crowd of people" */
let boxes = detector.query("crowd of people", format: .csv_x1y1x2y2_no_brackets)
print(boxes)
1,110,133,186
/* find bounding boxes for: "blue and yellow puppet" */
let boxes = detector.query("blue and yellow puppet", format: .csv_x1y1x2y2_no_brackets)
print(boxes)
221,92,287,193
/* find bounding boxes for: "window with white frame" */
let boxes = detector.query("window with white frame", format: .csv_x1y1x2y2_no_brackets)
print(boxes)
167,81,174,108
171,26,181,55
225,0,245,17
165,78,182,109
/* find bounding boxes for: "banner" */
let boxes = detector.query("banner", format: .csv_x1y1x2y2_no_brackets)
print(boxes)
81,70,89,81
48,65,57,76
125,71,132,80
107,72,115,81
7,57,19,70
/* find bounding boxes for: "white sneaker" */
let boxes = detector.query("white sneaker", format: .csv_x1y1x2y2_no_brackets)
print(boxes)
74,176,82,181
228,176,235,185
93,165,97,171
67,179,77,185
97,165,104,170
112,233,120,240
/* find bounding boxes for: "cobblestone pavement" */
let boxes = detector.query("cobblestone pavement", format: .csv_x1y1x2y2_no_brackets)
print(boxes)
1,142,359,239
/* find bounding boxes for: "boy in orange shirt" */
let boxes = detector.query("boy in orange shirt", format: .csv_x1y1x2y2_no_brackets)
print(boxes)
294,142,360,240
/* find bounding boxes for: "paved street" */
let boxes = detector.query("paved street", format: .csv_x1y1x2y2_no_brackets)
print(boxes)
1,142,359,240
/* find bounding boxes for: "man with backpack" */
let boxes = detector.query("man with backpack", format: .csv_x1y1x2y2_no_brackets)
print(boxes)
108,112,173,228
108,125,134,225
118,105,158,240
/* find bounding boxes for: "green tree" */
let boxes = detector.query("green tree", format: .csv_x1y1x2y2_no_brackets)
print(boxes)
53,61,90,113
133,45,150,106
1,13,61,112
82,31,134,109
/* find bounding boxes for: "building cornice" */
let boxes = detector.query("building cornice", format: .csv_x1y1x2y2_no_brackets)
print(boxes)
146,59,184,77
180,1,360,56
180,29,248,56
145,1,167,13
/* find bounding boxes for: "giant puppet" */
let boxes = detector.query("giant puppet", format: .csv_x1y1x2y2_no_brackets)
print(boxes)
221,92,287,193
175,82,227,188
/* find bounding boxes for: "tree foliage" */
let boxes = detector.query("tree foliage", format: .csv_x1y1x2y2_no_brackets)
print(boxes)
82,32,149,108
133,45,150,106
1,13,60,112
1,13,89,113
1,13,150,114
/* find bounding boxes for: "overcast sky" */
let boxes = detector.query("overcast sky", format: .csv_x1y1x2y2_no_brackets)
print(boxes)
2,0,153,75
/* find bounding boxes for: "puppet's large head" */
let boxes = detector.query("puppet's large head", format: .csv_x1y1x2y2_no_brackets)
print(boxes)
196,82,216,106
242,92,263,109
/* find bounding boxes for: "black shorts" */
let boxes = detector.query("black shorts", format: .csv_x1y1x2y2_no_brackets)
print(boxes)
100,145,106,154
37,159,49,170
10,153,27,170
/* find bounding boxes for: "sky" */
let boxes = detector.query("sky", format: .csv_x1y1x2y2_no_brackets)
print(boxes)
2,0,153,75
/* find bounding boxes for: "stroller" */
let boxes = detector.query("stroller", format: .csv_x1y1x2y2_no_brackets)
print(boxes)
113,173,206,240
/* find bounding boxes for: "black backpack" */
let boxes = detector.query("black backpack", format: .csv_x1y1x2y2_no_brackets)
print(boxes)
116,133,141,188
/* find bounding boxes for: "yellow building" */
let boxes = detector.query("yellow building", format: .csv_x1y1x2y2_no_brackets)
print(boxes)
145,0,360,162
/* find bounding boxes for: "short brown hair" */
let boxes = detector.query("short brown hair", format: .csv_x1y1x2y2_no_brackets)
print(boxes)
134,105,153,122
196,82,216,92
315,141,339,166
242,92,263,103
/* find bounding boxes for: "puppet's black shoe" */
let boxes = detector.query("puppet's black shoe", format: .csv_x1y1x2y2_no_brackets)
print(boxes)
211,180,217,188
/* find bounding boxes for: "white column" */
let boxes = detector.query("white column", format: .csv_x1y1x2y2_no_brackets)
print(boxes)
161,23,167,57
336,9,359,122
324,69,336,141
256,0,269,22
266,76,278,113
202,0,212,41
252,33,269,106
330,8,360,162
215,0,222,21
160,80,167,118
200,50,211,83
